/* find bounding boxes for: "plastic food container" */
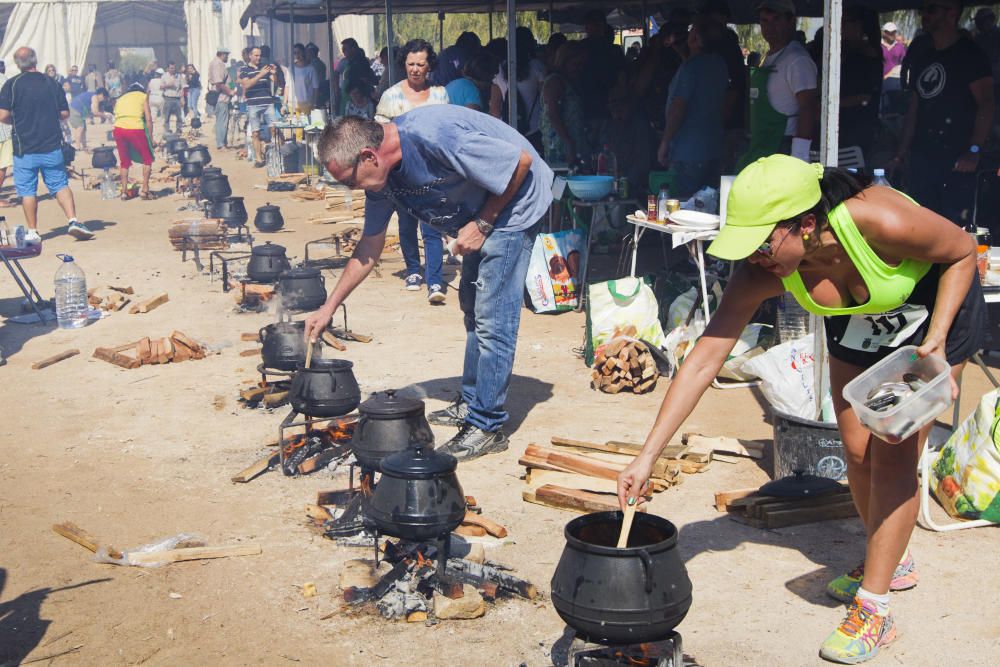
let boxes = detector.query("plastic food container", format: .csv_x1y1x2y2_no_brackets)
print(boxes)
842,345,952,444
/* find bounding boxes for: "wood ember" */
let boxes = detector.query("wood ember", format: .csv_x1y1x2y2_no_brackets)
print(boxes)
591,336,658,394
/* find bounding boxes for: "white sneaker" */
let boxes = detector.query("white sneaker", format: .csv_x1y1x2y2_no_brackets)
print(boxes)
428,284,446,304
23,229,42,245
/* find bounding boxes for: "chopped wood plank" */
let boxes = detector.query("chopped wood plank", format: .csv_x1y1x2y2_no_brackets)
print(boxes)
136,337,152,363
683,433,766,460
240,386,268,402
523,485,643,514
240,332,259,341
304,504,333,522
329,328,372,343
763,499,859,529
52,521,123,560
454,524,487,537
93,347,141,369
461,511,508,538
32,349,79,370
171,341,192,362
525,468,671,494
321,330,347,351
109,285,134,294
316,487,356,506
129,292,169,314
714,487,761,512
524,444,623,480
239,348,260,357
231,453,279,483
170,331,203,354
126,544,261,566
261,391,288,407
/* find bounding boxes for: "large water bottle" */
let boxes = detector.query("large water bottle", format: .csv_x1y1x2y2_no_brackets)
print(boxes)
54,254,88,329
872,168,891,187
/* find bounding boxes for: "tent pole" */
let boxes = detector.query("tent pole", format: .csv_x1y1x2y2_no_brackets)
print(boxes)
289,3,295,76
548,1,553,36
506,0,516,128
385,0,395,84
820,0,841,166
641,0,648,45
439,12,444,53
327,0,335,114
489,6,493,41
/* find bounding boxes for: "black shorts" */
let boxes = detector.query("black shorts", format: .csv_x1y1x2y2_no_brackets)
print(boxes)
825,266,986,367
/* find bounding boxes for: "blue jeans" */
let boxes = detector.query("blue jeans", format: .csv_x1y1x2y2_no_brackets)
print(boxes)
398,209,444,287
458,223,539,432
214,99,230,148
188,88,201,118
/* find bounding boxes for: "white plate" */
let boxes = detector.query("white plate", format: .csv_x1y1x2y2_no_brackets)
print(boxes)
668,210,720,228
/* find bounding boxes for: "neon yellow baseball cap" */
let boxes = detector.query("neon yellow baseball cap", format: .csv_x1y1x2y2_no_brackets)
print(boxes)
708,155,824,261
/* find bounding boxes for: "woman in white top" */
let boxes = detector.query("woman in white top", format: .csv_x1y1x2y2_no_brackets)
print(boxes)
374,39,450,303
147,70,164,118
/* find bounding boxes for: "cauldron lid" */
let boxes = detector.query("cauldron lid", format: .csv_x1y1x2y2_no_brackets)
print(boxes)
758,471,841,498
93,146,115,154
359,389,424,418
257,202,280,213
280,266,320,279
381,441,456,478
252,241,286,257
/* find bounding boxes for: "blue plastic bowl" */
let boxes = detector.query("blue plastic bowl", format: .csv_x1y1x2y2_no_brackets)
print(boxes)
565,175,614,201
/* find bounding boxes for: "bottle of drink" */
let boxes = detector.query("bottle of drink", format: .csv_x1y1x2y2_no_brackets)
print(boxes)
597,144,618,179
872,168,891,187
656,184,670,223
100,169,117,200
54,254,89,329
0,216,9,246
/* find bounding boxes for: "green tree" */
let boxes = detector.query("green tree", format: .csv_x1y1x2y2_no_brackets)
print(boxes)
373,11,553,53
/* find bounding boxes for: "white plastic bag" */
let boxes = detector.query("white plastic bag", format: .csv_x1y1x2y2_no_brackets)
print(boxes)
524,229,585,312
740,334,819,419
587,277,666,355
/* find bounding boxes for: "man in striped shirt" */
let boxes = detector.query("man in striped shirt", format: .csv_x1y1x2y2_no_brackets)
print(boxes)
238,46,278,168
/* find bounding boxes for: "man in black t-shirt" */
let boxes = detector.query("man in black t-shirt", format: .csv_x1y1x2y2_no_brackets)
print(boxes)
0,47,90,243
892,0,994,226
238,46,278,168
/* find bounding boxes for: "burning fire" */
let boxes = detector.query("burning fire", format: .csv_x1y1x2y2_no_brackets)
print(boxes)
326,417,357,442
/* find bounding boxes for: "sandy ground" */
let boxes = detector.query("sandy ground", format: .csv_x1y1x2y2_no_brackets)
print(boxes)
1,118,998,667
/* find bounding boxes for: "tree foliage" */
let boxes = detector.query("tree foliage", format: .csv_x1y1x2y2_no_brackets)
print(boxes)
372,11,554,51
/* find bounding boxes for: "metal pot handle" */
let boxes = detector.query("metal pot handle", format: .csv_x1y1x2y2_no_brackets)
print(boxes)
258,326,268,342
638,548,655,594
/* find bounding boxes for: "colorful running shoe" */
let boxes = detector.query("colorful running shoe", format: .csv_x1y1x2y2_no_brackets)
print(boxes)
826,553,919,603
819,597,897,664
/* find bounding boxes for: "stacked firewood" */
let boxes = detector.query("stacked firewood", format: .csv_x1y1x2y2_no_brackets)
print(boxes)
591,337,658,394
168,218,228,251
93,331,206,369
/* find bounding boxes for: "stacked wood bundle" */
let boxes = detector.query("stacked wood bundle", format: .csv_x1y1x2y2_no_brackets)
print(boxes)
714,483,857,529
87,285,134,312
591,337,658,394
520,436,709,514
168,218,228,251
93,331,206,369
315,188,365,223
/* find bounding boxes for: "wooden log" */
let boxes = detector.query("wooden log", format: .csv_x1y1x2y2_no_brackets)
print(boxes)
239,348,260,357
329,327,372,343
170,331,203,355
523,444,623,480
525,468,671,494
445,558,537,599
714,487,761,512
462,512,508,538
261,391,289,407
240,386,268,402
523,485,637,515
52,521,123,560
93,347,141,369
762,499,859,529
684,433,766,460
32,349,80,370
231,453,279,483
304,504,333,522
136,337,152,364
126,544,261,566
129,292,169,314
321,331,347,351
240,332,259,341
454,524,487,537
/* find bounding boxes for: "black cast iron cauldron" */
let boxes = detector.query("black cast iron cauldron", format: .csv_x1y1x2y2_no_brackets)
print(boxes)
182,144,211,165
166,138,187,155
254,202,285,233
202,166,223,180
247,242,291,283
180,160,204,179
191,117,202,129
277,266,327,311
350,390,434,471
550,511,692,645
259,319,320,371
210,196,248,228
364,442,466,541
200,173,231,201
289,358,361,418
92,146,117,170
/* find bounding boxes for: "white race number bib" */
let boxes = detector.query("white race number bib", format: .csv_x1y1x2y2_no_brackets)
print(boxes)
838,304,929,352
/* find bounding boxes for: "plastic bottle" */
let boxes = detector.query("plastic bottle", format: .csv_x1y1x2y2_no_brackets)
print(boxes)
597,144,618,179
656,184,670,223
100,168,118,200
0,216,9,246
54,254,89,329
871,168,891,187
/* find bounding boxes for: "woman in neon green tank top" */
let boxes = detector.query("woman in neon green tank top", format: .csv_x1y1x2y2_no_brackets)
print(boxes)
616,155,984,665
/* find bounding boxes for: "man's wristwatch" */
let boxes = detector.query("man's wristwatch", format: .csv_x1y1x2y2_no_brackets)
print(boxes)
475,218,494,236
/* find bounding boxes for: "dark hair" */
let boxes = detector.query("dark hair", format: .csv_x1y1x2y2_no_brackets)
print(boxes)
341,38,358,50
463,52,497,86
95,87,108,97
456,31,482,52
692,16,727,54
485,38,507,61
398,39,437,71
795,167,866,225
515,26,537,80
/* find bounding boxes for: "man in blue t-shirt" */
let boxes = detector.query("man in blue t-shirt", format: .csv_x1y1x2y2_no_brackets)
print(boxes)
305,106,554,460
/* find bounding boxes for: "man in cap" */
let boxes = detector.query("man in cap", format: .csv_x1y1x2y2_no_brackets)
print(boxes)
304,107,554,461
738,0,818,169
881,22,907,114
208,46,235,150
891,0,993,226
